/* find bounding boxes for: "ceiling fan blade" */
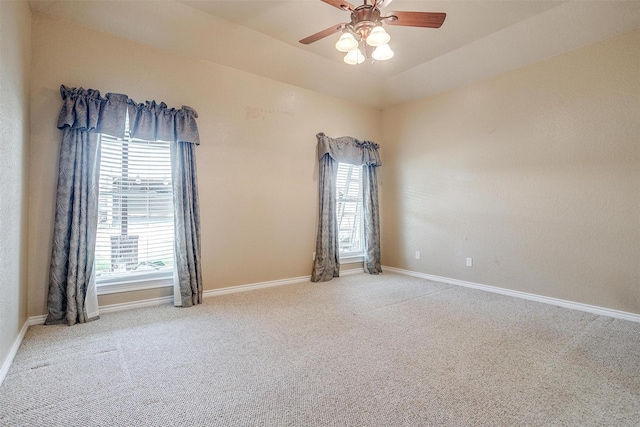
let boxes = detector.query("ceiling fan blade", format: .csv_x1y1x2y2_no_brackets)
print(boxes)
321,0,354,12
384,11,446,28
299,23,348,45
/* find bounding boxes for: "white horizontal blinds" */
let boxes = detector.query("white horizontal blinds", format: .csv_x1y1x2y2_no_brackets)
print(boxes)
95,121,174,281
336,163,364,255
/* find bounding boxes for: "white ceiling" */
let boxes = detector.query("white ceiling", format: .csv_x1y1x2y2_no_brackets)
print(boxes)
29,0,640,109
179,0,564,79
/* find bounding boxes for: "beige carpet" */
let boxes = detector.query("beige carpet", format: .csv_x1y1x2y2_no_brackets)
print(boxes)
1,272,639,426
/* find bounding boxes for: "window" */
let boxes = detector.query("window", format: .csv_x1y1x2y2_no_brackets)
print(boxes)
336,163,364,258
95,122,174,291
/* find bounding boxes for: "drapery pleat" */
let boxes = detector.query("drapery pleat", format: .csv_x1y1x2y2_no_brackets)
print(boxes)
47,85,202,325
311,133,382,282
311,154,340,282
45,129,101,325
171,141,203,307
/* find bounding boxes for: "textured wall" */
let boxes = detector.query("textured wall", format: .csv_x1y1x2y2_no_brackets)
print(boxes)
28,13,382,316
381,29,640,314
0,1,31,371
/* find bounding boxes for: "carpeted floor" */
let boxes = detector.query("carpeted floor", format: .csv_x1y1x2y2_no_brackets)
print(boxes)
1,272,639,426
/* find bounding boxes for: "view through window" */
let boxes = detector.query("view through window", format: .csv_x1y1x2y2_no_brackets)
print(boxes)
95,124,174,284
336,163,364,257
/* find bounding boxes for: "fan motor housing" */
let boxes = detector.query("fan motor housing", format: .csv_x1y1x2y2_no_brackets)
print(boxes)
351,5,381,40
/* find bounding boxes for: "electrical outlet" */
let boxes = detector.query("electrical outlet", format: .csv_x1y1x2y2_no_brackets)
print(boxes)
312,252,316,261
466,257,473,267
415,251,421,260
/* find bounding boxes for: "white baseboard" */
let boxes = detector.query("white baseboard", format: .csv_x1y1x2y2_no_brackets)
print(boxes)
203,274,311,298
383,266,640,323
0,320,30,387
202,268,363,298
28,314,47,326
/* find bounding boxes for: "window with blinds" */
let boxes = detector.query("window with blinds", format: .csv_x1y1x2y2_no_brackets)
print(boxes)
95,127,174,285
336,163,364,257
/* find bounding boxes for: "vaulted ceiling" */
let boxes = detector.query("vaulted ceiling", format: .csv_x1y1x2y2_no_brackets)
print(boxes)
29,1,640,109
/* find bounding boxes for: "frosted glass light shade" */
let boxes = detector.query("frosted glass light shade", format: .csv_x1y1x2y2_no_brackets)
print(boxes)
344,48,365,65
372,43,394,61
335,32,358,52
366,26,390,47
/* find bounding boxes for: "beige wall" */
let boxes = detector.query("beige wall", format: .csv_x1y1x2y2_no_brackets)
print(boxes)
24,12,640,319
0,1,31,369
381,30,640,314
28,13,382,316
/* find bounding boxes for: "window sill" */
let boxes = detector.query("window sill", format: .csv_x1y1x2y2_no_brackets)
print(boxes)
96,270,173,295
340,254,364,263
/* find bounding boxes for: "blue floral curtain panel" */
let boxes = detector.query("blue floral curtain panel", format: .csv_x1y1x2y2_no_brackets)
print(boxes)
311,154,340,282
46,86,202,326
171,141,203,307
311,133,382,282
363,164,382,274
46,125,101,325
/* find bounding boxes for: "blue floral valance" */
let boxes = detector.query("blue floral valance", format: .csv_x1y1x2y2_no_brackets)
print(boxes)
316,132,381,167
57,85,200,145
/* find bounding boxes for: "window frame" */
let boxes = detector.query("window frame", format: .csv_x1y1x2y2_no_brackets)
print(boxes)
95,123,175,295
95,270,173,295
336,162,365,261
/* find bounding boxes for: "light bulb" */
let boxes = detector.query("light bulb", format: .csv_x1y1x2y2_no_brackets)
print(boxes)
366,26,390,47
335,32,358,52
344,48,365,65
372,44,394,61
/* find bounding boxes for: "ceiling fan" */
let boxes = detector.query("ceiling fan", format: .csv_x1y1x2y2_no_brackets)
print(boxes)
299,0,446,64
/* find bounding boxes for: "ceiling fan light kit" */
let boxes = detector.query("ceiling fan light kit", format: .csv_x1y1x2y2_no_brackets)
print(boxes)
300,0,446,66
335,32,359,52
365,26,390,47
344,48,366,65
372,43,394,61
337,24,393,63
